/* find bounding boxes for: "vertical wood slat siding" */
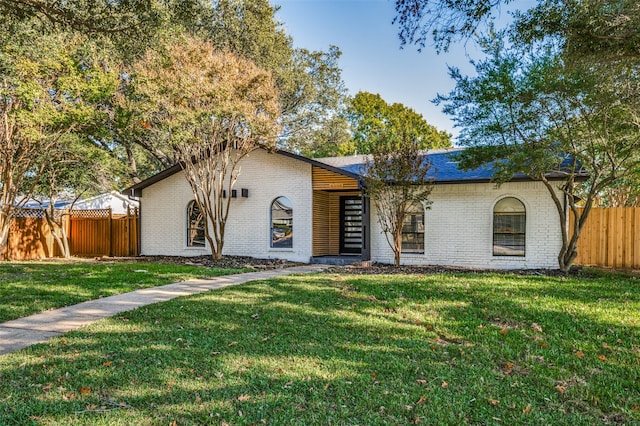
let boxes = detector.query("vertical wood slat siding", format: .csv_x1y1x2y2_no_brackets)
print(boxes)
3,208,139,260
312,189,361,257
571,207,640,268
311,165,360,256
312,191,330,256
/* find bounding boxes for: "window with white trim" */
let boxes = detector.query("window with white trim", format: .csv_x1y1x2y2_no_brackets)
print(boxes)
402,206,424,254
271,196,293,248
493,197,525,256
187,200,205,247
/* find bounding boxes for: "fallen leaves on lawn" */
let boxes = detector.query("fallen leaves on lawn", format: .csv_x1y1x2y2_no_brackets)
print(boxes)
555,385,567,393
441,381,449,388
499,328,508,335
228,341,238,347
522,405,532,414
502,362,515,375
602,342,613,351
487,398,500,405
575,351,585,359
416,396,429,405
237,395,251,402
531,323,543,333
597,355,608,361
80,387,91,395
102,361,112,367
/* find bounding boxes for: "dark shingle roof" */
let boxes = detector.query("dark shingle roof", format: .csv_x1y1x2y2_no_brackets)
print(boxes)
320,148,586,184
124,147,586,197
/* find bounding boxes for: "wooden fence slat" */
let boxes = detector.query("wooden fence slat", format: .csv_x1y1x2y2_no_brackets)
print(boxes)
3,208,139,260
571,207,640,269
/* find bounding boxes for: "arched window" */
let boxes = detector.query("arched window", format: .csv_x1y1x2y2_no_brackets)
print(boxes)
493,197,525,256
271,196,292,248
402,204,425,253
187,200,205,247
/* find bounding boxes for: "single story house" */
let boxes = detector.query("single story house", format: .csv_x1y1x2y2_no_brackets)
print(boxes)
124,148,576,269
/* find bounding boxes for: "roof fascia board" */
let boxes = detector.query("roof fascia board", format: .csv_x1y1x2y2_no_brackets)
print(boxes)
122,149,362,197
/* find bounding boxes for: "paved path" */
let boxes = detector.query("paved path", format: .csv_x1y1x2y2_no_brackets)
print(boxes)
0,264,328,356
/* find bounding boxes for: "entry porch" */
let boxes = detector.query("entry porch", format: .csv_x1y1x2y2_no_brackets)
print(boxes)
311,166,370,265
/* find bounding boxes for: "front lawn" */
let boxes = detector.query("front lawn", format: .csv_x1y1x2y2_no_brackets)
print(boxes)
1,271,638,424
0,261,249,322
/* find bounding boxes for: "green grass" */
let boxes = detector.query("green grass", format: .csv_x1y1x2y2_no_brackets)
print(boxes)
1,271,638,425
0,261,248,322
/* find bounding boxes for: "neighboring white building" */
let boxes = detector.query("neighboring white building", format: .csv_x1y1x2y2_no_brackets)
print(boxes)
21,191,139,215
124,148,576,269
71,191,139,215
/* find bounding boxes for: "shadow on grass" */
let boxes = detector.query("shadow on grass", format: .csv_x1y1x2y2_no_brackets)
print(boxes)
1,273,638,425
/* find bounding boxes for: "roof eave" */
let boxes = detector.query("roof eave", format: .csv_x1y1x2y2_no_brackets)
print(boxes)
121,149,363,198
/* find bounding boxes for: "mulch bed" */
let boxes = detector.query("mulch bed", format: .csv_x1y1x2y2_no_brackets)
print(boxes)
94,255,614,277
107,255,302,270
327,262,598,277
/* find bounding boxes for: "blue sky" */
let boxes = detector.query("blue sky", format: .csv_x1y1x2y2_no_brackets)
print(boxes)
274,0,529,141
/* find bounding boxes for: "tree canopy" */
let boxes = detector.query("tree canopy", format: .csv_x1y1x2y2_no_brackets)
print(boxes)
348,92,452,155
132,35,281,259
0,23,120,252
437,36,640,271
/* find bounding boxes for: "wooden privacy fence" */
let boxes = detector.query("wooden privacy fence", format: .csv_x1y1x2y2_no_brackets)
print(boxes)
2,207,139,260
571,207,640,268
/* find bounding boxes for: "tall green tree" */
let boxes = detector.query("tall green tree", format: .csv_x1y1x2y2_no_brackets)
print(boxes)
438,38,640,271
348,91,452,155
103,0,348,178
394,0,640,61
0,0,208,56
0,24,119,253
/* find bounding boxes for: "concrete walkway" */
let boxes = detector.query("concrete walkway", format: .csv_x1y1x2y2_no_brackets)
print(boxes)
0,264,328,356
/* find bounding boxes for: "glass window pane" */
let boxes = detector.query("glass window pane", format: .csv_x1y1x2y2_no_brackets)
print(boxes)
493,198,525,256
271,196,293,248
187,201,205,247
402,208,424,254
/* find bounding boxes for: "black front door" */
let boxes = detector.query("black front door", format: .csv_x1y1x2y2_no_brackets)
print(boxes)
340,196,363,254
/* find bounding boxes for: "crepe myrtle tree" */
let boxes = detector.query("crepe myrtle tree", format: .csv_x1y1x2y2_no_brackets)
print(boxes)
133,35,280,259
362,135,434,267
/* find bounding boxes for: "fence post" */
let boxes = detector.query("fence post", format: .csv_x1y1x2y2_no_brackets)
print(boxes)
108,208,113,257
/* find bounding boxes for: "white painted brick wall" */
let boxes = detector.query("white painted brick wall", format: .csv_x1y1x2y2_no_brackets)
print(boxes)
140,149,313,262
370,181,564,269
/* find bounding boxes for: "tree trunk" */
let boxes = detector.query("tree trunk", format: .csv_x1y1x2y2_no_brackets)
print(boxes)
46,216,71,258
394,232,402,267
0,213,12,258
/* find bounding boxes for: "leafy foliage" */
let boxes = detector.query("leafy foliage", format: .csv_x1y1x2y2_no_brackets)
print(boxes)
437,37,640,271
349,91,452,155
394,0,509,52
361,118,435,266
132,35,280,259
0,24,119,253
0,0,208,56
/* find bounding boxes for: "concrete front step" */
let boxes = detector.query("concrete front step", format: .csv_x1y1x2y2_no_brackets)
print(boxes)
311,256,364,266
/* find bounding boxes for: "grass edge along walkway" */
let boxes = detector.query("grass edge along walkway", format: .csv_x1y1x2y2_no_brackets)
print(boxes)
0,264,328,355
